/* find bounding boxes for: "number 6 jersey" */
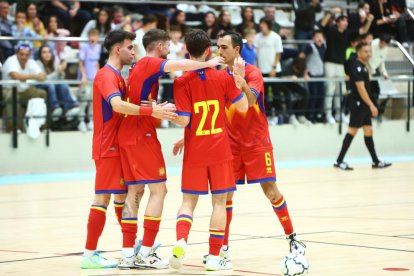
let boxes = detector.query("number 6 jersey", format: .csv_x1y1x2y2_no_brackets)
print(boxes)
174,68,243,166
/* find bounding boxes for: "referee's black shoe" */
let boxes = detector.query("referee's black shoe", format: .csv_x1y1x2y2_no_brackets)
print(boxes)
372,161,392,169
333,161,354,171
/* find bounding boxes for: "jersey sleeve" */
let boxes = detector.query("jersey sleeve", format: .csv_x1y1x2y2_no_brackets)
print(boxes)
148,57,168,75
173,77,191,117
95,72,122,104
350,63,365,83
246,66,263,99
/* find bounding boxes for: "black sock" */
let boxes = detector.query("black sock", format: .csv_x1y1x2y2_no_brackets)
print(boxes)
364,136,380,163
337,133,354,163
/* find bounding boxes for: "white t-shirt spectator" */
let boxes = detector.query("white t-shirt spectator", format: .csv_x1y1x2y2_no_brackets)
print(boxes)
2,54,42,92
369,38,388,76
167,41,185,77
255,31,283,74
133,28,145,59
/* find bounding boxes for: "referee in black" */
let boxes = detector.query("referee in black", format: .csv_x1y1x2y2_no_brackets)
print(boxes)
334,42,391,170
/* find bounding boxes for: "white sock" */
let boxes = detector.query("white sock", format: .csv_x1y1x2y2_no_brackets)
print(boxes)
139,245,152,257
83,249,95,258
122,248,134,258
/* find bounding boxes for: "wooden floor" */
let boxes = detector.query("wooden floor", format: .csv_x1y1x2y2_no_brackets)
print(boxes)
0,162,413,275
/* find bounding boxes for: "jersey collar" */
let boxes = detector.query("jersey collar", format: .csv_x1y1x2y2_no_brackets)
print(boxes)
105,63,122,77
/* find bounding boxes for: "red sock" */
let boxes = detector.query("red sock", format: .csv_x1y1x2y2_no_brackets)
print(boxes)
113,201,124,226
176,214,193,242
121,217,137,248
85,205,107,250
223,201,233,246
209,229,225,256
142,216,161,247
271,196,294,235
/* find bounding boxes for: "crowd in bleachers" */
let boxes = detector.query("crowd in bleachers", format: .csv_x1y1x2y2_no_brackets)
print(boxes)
0,0,413,134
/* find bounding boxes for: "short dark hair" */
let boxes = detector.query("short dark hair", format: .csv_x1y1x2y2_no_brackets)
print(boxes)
143,14,158,26
335,15,348,23
259,18,272,30
142,28,170,51
218,31,243,52
312,30,323,37
356,42,369,52
379,33,391,44
103,30,136,52
185,29,211,58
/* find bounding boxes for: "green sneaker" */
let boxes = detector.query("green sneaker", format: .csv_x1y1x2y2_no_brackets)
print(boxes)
80,252,118,269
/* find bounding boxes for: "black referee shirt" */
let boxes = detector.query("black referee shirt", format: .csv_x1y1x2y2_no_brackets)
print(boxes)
349,59,371,102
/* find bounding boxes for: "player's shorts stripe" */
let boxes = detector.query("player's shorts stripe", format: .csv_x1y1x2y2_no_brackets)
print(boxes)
106,92,122,104
211,187,237,194
231,93,244,104
177,111,191,116
95,189,127,194
182,189,209,195
236,179,245,185
246,177,277,184
125,178,167,185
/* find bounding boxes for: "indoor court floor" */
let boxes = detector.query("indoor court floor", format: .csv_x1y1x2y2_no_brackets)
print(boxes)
1,161,413,275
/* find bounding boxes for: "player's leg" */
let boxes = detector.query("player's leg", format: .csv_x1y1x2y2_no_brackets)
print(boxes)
170,193,199,269
113,193,127,226
362,124,391,168
334,126,358,170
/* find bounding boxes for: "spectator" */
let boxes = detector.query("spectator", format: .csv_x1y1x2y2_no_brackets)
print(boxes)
293,0,323,51
25,2,47,51
78,28,101,132
0,0,14,61
236,7,259,35
303,30,326,122
263,6,282,34
2,43,47,130
111,5,126,29
37,45,79,121
170,9,188,36
370,0,409,46
348,2,375,35
133,14,158,61
45,15,70,63
255,18,283,123
130,13,143,32
240,28,257,66
321,13,352,124
80,7,114,39
200,11,217,39
211,10,234,39
12,11,43,56
45,0,91,36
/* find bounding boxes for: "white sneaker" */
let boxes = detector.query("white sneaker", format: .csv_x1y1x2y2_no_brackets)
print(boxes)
205,255,232,271
341,113,350,124
203,246,232,265
87,121,94,131
287,233,306,255
134,239,162,255
51,107,63,122
169,239,187,269
78,121,87,133
65,106,80,121
135,252,169,269
81,252,118,269
326,115,336,125
289,115,299,126
118,254,138,270
297,115,312,126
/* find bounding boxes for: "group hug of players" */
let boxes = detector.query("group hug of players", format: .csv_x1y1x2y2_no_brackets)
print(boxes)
80,28,306,271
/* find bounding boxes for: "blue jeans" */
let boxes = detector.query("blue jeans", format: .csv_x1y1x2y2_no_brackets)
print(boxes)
37,83,78,110
294,29,312,52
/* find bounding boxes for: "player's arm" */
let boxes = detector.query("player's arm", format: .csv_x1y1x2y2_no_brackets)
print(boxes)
355,81,378,117
173,137,184,156
232,92,248,112
163,56,223,73
110,95,178,120
172,114,191,127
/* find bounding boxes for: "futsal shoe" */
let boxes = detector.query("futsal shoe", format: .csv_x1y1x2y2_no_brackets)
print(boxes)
287,233,306,255
333,161,354,171
372,161,392,169
205,254,232,271
80,252,118,269
169,238,187,269
202,245,232,267
135,251,169,269
134,239,162,255
118,254,138,269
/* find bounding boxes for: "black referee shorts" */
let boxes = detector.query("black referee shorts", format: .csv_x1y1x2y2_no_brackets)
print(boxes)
349,99,372,128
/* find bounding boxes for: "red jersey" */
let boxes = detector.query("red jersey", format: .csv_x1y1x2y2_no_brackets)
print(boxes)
118,57,167,146
92,64,126,160
174,68,243,166
225,64,273,154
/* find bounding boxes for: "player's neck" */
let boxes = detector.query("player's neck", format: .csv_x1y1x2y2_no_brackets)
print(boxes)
190,57,205,62
106,57,122,71
357,58,367,66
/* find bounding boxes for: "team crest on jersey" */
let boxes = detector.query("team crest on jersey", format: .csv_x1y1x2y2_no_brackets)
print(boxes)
120,178,125,185
159,167,166,176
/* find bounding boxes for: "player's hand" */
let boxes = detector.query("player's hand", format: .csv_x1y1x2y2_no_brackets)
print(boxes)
173,137,184,156
152,102,178,121
233,56,245,78
233,74,246,90
206,56,224,68
370,105,378,117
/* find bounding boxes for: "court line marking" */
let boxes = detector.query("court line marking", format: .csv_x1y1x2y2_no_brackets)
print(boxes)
1,155,413,185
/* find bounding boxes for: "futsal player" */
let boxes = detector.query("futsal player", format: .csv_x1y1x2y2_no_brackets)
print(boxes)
116,28,223,269
169,29,248,271
81,30,177,269
334,42,392,170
